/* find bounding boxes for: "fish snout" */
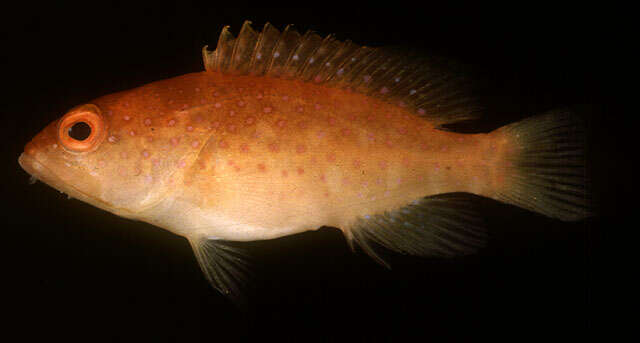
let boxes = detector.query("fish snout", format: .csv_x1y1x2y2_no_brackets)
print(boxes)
23,120,58,157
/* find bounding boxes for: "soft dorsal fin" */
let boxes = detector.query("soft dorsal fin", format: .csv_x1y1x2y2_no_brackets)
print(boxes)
203,21,480,126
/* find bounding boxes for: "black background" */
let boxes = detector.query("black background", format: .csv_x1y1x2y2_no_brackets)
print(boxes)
2,3,616,342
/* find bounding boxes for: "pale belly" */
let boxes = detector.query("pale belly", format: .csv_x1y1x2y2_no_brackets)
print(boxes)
141,123,495,241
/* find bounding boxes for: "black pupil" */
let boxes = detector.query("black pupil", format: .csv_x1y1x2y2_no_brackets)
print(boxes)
68,122,92,141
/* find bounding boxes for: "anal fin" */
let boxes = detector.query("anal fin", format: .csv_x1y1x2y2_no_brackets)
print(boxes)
347,193,487,268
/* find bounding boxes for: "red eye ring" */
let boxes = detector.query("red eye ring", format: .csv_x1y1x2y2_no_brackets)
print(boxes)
57,104,107,153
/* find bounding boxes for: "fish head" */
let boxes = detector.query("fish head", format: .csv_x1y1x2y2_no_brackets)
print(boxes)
19,102,170,219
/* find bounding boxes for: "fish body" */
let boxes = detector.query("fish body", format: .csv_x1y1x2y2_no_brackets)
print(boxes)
19,21,589,299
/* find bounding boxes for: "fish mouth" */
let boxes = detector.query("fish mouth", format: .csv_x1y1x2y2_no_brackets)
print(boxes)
18,153,118,214
19,153,89,199
19,153,61,188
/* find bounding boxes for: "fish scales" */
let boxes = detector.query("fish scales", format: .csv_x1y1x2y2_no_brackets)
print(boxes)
97,72,497,240
19,21,590,300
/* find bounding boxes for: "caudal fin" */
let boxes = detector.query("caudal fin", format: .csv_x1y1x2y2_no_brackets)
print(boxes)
492,109,591,221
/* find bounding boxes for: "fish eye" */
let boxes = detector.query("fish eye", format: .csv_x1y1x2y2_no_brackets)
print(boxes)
57,104,107,153
68,122,92,141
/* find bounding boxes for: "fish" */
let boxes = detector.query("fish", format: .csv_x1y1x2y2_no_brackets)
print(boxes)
18,21,590,302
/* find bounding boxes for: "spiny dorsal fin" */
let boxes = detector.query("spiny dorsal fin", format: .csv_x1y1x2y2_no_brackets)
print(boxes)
203,21,480,126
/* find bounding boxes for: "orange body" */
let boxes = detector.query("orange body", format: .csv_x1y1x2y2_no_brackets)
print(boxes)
22,71,505,241
24,72,507,240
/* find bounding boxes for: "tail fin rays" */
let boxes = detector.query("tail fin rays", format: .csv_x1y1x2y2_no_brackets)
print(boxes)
492,110,592,221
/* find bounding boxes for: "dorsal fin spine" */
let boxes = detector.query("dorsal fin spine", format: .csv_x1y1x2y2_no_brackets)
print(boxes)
215,25,234,71
315,40,357,84
284,30,322,79
229,20,259,74
203,20,481,125
300,34,337,81
249,22,278,75
325,46,375,87
267,24,300,77
349,50,388,92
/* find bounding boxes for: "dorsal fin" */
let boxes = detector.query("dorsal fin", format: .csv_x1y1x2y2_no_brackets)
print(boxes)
203,21,480,126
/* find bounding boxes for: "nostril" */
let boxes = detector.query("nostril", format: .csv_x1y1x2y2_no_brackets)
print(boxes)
24,141,37,155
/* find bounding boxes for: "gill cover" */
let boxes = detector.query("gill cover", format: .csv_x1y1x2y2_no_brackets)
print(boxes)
57,104,107,153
